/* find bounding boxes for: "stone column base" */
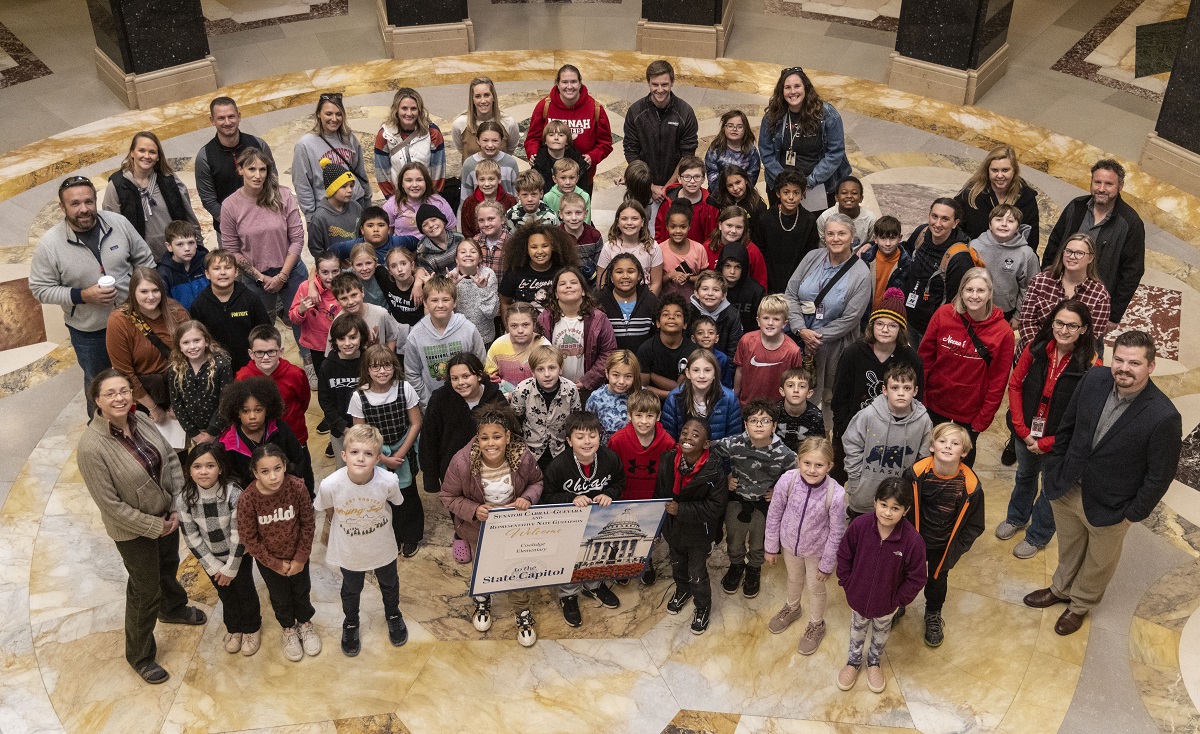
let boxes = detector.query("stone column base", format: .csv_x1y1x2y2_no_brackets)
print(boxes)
887,43,1009,105
377,1,474,60
94,48,218,110
637,4,735,59
1141,132,1200,198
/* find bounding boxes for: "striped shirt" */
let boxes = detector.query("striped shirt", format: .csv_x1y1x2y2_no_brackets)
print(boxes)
109,413,162,486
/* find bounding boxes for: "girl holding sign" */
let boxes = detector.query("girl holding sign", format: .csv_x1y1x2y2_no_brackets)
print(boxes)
438,404,544,647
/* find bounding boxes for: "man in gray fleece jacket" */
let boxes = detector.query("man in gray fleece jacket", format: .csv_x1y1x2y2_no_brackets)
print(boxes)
30,178,156,415
842,382,932,518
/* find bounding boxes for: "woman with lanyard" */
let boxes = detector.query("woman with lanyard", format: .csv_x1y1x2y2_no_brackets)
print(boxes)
918,268,1015,468
102,131,200,261
292,92,372,217
524,64,614,193
106,267,190,423
784,213,871,417
77,369,205,684
758,66,851,211
998,299,1096,560
220,147,309,352
954,145,1041,251
375,88,448,201
451,77,521,158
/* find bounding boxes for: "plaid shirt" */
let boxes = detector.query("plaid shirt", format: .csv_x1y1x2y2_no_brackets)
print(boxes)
1017,272,1111,353
474,231,507,282
109,412,162,486
176,483,246,577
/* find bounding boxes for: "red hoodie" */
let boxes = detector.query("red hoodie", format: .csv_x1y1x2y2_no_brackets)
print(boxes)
524,85,614,176
654,184,719,245
918,304,1015,433
236,358,312,445
608,422,677,500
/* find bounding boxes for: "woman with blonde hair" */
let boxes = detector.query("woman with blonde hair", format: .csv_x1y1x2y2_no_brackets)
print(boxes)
954,145,1041,249
451,77,520,157
292,92,372,216
918,268,1015,467
1016,233,1110,353
103,131,200,259
375,87,447,198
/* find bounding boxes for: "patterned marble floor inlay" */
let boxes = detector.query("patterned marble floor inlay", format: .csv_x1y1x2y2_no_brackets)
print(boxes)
764,0,900,31
203,0,349,34
0,20,51,89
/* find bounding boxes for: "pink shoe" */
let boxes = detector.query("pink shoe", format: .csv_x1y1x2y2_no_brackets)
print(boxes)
452,539,472,564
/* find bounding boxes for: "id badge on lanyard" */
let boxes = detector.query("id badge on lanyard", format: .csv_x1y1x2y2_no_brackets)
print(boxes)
785,150,796,168
1029,416,1046,438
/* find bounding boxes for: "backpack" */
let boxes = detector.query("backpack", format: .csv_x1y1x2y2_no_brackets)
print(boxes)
937,242,986,278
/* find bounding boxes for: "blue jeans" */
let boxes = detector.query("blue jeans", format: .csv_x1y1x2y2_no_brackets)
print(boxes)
239,260,309,359
1005,439,1056,547
67,324,112,418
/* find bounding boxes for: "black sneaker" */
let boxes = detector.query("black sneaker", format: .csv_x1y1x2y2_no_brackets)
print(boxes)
559,595,582,627
386,614,408,647
316,419,330,435
666,588,693,614
400,543,419,558
582,583,620,609
721,564,745,594
690,606,711,635
893,605,906,623
324,443,335,458
1001,436,1017,466
640,563,657,586
615,578,631,586
924,612,944,647
742,566,761,599
341,624,361,656
158,605,207,625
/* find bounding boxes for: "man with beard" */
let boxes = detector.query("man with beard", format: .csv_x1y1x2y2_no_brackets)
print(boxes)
30,176,156,416
1040,159,1145,355
1022,330,1181,636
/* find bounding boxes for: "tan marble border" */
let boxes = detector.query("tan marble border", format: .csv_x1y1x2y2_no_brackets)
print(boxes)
1130,560,1200,733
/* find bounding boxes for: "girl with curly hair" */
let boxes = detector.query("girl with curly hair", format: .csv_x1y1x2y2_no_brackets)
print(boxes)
217,376,311,494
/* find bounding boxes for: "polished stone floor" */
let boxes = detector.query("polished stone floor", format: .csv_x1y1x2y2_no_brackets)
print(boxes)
0,48,1199,734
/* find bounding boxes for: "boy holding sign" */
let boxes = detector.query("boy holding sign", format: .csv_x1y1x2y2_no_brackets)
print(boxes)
541,411,626,627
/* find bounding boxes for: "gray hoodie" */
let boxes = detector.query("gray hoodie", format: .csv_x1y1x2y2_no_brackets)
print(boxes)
970,224,1038,314
306,198,362,256
403,311,487,407
290,132,372,216
841,393,932,513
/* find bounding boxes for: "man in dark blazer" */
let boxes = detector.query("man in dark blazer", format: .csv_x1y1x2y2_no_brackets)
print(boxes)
1023,330,1181,635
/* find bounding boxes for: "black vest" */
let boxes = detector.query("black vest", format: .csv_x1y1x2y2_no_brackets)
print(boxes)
107,171,189,237
203,134,267,212
1019,339,1091,436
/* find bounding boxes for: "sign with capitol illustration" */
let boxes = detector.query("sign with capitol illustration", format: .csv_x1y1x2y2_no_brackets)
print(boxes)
469,500,669,596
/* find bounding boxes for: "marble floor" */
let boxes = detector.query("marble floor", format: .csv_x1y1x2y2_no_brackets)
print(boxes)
1,49,1200,734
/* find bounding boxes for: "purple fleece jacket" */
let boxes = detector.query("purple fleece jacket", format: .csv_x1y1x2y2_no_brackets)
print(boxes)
764,470,846,574
836,512,927,619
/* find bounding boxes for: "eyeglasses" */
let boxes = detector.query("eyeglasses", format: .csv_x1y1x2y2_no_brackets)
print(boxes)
1052,320,1083,332
319,92,343,102
873,320,900,330
724,123,745,131
100,388,132,399
680,174,704,182
1062,248,1091,259
368,364,393,371
59,175,93,192
746,417,774,426
251,349,281,359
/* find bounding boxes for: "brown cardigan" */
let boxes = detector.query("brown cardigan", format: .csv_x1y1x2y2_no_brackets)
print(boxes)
105,300,191,401
438,443,543,546
77,412,184,542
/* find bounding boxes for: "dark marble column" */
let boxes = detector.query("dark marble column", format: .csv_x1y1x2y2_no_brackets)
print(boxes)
637,0,733,58
895,0,1012,71
642,0,724,26
381,0,468,28
1155,0,1200,154
888,0,1012,104
87,0,210,75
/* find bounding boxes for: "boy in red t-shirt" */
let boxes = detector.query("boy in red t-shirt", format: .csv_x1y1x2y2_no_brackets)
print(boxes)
734,295,804,406
608,389,676,585
236,324,315,463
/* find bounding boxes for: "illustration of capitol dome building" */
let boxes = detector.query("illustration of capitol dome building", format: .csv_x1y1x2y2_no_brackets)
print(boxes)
576,509,655,570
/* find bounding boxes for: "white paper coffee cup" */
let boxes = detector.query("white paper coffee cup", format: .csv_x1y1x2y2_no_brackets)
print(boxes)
97,275,115,289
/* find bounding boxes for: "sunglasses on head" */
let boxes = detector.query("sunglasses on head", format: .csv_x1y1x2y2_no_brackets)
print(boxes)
319,92,343,103
782,66,804,77
59,175,93,192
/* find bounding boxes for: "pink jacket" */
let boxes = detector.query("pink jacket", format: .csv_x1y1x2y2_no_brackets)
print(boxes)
438,443,544,546
764,470,847,574
535,308,617,392
288,276,340,351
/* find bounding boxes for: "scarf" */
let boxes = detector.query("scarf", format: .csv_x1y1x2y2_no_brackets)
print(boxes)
672,448,710,496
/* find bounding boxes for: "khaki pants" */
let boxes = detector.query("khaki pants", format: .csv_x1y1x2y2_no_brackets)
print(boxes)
1050,485,1132,616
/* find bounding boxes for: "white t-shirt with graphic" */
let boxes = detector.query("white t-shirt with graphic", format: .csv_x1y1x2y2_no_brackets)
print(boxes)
314,466,404,572
553,315,586,383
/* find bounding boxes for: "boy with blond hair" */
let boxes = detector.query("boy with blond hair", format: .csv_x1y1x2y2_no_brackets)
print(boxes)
733,294,804,405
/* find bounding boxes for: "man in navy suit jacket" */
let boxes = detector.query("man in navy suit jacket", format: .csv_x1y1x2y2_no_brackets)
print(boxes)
1023,330,1181,635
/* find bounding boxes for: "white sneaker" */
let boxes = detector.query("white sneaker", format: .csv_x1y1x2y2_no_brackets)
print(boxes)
240,630,261,656
516,610,537,647
223,632,243,654
282,627,303,662
303,360,318,390
472,597,493,632
297,621,321,656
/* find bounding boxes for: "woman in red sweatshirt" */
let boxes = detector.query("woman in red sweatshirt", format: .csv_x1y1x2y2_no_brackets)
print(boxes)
525,64,614,190
918,268,1015,467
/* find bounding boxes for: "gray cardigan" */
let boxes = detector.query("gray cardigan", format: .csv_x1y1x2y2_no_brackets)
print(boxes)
29,211,156,332
784,248,872,343
78,413,184,542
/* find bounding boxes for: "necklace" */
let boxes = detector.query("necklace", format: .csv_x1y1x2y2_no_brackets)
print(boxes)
779,208,799,232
